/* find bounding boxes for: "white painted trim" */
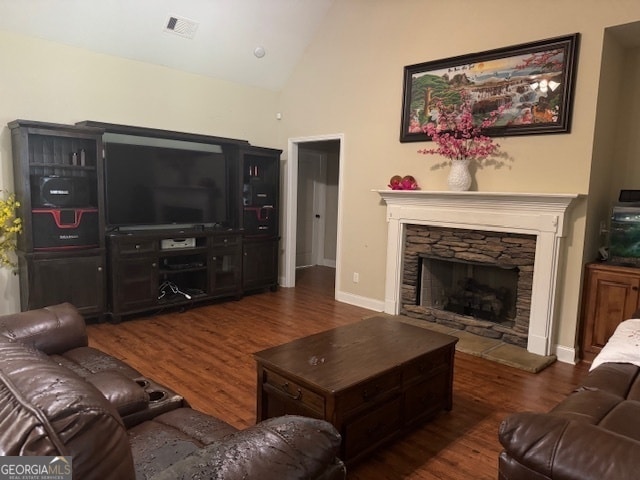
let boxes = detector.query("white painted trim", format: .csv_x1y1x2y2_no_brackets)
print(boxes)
376,190,581,357
335,290,385,312
554,344,578,365
322,259,336,268
284,134,345,297
282,142,299,288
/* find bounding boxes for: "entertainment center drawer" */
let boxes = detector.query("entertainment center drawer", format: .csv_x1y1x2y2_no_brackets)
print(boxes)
262,368,325,416
210,235,241,248
116,239,157,255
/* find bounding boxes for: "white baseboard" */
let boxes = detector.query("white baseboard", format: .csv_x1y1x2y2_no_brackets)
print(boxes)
335,290,385,312
322,258,336,268
554,344,577,365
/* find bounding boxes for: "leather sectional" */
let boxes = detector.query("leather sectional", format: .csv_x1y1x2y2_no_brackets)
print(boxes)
499,325,640,479
0,303,346,479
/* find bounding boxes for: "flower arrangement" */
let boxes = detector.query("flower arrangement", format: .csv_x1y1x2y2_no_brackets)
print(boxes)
0,191,22,269
418,91,506,163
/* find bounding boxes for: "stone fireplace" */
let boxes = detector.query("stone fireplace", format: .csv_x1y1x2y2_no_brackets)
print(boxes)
376,190,578,356
402,225,535,348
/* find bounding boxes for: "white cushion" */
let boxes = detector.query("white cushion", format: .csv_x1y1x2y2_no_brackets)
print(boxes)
590,318,640,371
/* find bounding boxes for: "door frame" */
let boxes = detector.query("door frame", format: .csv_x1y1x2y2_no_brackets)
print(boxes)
282,134,344,290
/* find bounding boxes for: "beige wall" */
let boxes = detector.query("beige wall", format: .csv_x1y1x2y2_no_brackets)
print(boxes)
0,29,281,313
278,0,640,359
2,1,640,359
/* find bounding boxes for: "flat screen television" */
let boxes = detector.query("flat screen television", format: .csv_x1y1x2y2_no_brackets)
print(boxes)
104,137,231,230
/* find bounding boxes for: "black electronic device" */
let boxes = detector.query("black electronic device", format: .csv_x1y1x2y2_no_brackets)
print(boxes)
243,182,274,206
104,142,230,229
32,176,91,208
32,207,99,250
619,190,640,203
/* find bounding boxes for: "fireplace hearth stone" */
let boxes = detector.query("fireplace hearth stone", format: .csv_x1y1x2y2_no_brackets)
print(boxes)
368,314,556,373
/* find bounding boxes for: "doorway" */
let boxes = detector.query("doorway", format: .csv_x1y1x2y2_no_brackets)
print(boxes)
283,134,344,291
296,149,326,268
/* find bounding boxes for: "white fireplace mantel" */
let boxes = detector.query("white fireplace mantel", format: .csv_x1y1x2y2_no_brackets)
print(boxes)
375,190,580,357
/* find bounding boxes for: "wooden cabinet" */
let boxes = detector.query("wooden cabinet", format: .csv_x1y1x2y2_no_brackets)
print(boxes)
108,230,242,322
580,262,640,362
240,146,280,291
18,251,105,316
9,119,281,320
243,237,279,291
109,239,159,318
9,120,106,316
209,234,242,298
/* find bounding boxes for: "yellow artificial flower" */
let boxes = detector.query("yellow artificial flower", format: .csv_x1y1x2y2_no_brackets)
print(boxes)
0,191,22,269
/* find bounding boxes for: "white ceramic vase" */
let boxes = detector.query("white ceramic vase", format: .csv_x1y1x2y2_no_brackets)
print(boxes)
447,159,472,191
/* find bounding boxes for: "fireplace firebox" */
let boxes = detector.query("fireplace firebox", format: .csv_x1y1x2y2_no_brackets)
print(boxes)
419,256,519,323
402,225,535,348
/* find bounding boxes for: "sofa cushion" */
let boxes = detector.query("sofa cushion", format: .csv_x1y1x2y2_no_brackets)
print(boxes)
550,388,623,424
598,400,640,442
148,415,345,480
0,336,135,480
50,345,143,379
128,408,238,479
581,362,640,396
0,303,87,354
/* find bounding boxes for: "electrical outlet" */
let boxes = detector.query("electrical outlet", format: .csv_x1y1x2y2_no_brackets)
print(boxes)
353,272,359,283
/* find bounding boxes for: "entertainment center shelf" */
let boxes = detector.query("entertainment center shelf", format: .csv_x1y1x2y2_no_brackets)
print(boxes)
108,229,244,322
9,119,281,322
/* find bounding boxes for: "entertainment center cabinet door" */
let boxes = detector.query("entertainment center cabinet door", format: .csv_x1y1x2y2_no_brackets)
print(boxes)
109,237,159,322
209,235,242,298
242,238,279,292
19,253,106,317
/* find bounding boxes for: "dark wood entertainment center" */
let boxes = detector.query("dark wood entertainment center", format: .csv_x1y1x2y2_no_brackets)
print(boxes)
9,119,281,321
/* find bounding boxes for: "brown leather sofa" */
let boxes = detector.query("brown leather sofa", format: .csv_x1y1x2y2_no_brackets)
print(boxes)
0,303,346,480
498,361,640,479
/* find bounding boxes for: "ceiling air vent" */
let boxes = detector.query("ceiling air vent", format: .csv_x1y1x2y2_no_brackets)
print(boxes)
164,15,199,39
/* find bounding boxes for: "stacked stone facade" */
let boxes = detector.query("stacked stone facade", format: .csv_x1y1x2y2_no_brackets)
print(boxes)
401,224,536,348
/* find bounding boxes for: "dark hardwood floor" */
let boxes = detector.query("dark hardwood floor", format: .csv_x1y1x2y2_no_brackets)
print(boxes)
87,266,589,479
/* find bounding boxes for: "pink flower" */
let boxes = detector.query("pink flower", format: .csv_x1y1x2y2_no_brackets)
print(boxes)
418,91,506,163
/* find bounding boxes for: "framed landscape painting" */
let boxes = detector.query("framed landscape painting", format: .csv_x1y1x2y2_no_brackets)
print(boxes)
400,33,580,143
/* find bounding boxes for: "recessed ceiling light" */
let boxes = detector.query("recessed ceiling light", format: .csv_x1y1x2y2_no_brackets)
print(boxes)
254,46,266,58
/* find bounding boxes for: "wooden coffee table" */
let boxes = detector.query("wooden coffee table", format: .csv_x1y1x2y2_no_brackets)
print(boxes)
253,316,458,464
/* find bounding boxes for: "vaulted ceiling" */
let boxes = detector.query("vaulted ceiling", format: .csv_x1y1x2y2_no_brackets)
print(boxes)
0,0,335,91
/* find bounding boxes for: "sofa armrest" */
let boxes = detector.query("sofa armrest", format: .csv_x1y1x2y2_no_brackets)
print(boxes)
150,415,345,480
0,303,88,354
86,371,150,417
499,412,640,479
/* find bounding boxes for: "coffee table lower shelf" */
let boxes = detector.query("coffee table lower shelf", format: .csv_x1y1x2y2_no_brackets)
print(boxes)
254,317,457,465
